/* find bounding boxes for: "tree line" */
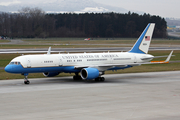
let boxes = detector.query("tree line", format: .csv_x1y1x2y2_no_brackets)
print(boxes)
0,8,167,38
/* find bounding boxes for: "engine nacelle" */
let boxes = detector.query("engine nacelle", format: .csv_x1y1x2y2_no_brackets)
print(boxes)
80,68,100,80
43,72,60,77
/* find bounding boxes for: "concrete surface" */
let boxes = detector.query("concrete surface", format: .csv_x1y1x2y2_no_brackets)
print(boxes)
0,71,180,120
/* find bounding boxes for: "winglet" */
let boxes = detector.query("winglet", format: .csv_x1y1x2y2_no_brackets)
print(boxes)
47,47,51,55
165,50,173,63
151,51,173,64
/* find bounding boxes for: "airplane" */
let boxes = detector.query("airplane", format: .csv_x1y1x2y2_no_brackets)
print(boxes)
4,23,174,84
84,38,91,41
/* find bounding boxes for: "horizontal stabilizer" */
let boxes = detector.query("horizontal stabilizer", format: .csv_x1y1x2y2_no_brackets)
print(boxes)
153,55,175,59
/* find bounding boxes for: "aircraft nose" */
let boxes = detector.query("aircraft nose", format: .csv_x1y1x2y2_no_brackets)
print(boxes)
4,65,12,73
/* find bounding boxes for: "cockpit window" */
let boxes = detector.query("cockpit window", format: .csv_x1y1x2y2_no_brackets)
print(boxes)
9,62,20,65
9,62,14,65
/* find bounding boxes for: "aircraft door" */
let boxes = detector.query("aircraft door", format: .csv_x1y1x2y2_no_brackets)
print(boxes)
110,57,114,64
27,58,31,68
134,55,137,63
59,57,63,66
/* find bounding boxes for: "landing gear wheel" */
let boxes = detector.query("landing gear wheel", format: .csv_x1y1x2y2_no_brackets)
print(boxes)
24,79,30,84
95,77,99,82
95,77,105,82
73,76,78,80
73,72,82,80
73,75,82,80
23,73,30,85
101,77,105,82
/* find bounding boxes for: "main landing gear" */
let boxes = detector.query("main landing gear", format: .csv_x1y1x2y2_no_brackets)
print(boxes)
95,77,105,82
22,73,30,84
73,73,82,80
73,73,105,82
95,72,105,82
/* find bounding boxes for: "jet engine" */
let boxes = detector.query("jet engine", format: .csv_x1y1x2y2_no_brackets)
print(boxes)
80,68,100,80
43,72,60,77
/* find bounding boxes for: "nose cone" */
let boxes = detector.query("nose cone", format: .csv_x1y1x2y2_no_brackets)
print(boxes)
4,65,12,73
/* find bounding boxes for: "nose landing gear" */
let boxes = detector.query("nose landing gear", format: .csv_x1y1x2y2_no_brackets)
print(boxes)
22,73,30,84
24,78,30,84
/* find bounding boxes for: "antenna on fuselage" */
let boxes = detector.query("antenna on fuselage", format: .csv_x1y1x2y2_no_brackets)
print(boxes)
47,47,51,55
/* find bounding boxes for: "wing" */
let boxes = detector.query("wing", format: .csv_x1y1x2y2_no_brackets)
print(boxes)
75,51,174,71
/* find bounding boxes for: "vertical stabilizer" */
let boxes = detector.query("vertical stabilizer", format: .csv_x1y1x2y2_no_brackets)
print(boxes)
129,23,155,54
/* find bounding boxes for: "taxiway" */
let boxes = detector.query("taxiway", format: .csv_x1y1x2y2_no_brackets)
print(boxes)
1,71,180,120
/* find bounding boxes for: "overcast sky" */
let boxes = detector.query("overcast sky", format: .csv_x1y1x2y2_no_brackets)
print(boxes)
0,0,179,18
96,0,179,18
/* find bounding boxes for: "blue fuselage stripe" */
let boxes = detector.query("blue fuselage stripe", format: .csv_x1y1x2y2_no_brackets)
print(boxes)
5,64,133,74
5,65,80,74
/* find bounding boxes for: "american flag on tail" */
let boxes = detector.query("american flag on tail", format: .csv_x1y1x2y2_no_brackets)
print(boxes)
145,36,150,41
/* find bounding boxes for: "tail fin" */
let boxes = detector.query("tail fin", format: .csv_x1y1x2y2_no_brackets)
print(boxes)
129,23,155,54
